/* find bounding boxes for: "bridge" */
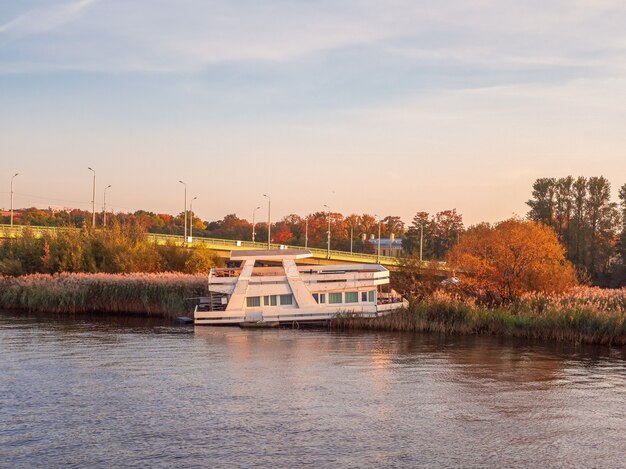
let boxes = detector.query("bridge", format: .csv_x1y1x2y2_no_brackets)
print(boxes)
0,224,445,271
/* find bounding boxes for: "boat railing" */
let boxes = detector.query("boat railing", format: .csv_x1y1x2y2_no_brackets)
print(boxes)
210,268,241,278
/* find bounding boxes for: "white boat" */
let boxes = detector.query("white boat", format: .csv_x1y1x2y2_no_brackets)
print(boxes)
193,249,408,326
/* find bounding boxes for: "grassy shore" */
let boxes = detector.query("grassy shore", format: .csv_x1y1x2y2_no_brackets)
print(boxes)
332,287,626,345
2,273,625,345
0,272,206,318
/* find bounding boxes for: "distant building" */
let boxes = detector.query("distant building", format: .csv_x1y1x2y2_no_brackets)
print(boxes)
368,233,404,257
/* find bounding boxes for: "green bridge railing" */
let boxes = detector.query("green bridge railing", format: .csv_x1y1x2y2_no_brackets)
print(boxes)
0,224,444,269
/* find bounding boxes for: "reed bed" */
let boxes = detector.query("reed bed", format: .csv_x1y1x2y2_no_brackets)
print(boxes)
332,287,626,345
0,272,207,318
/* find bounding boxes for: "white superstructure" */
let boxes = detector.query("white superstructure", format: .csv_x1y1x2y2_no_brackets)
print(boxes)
193,249,407,326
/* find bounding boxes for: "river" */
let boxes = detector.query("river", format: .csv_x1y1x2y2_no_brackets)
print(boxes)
1,312,626,468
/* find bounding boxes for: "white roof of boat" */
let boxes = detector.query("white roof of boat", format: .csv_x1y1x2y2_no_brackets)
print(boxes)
230,249,313,261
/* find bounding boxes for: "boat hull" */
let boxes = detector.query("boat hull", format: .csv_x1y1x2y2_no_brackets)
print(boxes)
193,300,408,326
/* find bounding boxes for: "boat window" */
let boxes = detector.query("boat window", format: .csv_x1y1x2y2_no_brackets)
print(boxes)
361,292,367,302
246,296,261,307
280,294,293,305
313,293,319,303
368,290,375,302
320,294,326,304
329,292,342,304
263,295,278,306
345,292,358,303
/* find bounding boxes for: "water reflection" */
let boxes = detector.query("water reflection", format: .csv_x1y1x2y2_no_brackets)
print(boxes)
1,311,626,468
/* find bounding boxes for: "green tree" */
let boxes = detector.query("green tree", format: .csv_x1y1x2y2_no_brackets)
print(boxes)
554,176,574,246
585,176,617,277
571,176,587,267
527,178,556,226
620,183,626,265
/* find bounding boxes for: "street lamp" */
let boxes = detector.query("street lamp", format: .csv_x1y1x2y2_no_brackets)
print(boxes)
189,196,198,242
304,216,309,249
88,167,96,227
375,214,382,263
10,173,18,227
103,184,112,227
252,206,261,243
324,204,331,259
179,180,187,244
263,194,271,249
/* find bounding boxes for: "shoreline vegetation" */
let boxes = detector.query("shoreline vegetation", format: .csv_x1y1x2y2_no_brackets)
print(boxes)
332,288,626,346
1,273,624,345
0,273,206,317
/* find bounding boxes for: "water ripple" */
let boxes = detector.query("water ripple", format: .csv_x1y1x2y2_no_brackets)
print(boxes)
1,312,626,468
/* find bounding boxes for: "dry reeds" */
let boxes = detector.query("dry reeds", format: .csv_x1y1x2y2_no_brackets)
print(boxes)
332,287,626,345
0,272,207,317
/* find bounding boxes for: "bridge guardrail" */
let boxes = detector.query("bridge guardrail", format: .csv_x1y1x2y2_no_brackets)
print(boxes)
0,224,422,267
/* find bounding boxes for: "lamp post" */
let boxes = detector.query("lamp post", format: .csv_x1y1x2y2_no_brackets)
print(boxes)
189,196,197,242
88,167,96,227
10,173,18,227
304,216,308,249
252,206,261,243
324,204,331,259
179,180,187,244
103,184,111,227
375,214,382,263
263,194,271,249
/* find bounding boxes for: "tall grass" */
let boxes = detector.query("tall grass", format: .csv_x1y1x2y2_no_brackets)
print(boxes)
0,272,207,318
332,287,626,345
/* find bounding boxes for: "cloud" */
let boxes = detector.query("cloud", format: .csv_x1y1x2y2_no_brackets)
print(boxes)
0,0,96,37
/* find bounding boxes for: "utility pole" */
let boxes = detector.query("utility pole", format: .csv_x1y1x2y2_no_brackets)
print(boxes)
88,167,96,227
263,194,271,249
375,214,382,263
10,173,18,227
190,196,197,242
179,180,187,244
324,204,331,259
103,184,111,227
252,206,260,243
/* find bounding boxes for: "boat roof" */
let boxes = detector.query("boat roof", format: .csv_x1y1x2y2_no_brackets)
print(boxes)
230,249,313,261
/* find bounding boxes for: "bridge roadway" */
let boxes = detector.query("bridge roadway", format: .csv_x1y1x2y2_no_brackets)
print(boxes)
0,224,444,270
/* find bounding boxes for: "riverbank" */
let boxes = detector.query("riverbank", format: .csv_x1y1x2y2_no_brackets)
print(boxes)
2,274,625,345
0,273,206,317
332,288,626,345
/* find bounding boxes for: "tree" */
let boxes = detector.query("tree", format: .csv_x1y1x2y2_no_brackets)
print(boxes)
586,176,617,277
571,176,587,267
448,219,577,301
382,216,405,237
403,211,431,256
432,209,464,259
527,175,622,285
403,210,463,260
272,224,294,244
612,183,626,287
554,176,573,245
527,178,556,226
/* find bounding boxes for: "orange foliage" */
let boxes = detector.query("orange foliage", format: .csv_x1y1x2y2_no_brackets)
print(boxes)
448,219,577,300
272,224,294,244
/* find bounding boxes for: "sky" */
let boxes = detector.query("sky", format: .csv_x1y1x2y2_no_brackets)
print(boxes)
1,0,625,226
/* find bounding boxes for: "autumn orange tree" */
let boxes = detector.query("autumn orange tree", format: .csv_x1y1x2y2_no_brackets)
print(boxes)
448,219,577,301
